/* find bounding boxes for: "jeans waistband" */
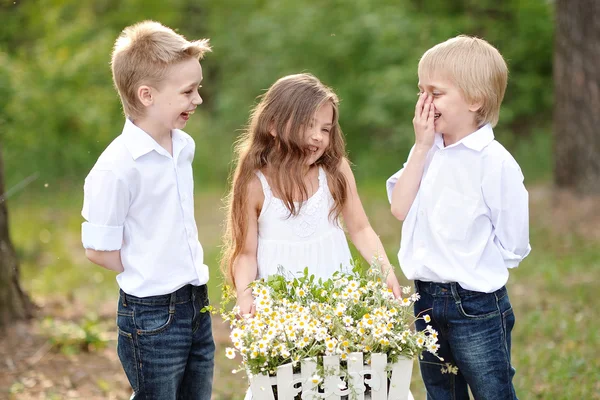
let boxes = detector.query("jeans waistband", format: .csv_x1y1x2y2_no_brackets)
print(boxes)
119,284,207,306
415,280,506,298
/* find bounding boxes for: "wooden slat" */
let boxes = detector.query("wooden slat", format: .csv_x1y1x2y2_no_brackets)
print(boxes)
250,374,276,400
301,358,318,400
348,352,365,400
387,357,413,400
276,363,295,400
369,353,388,400
323,355,342,400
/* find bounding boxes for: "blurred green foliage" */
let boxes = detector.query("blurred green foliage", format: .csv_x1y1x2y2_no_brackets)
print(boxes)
40,314,110,354
0,0,553,188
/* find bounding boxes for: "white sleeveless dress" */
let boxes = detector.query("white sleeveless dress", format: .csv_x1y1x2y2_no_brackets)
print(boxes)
255,166,353,280
246,168,414,400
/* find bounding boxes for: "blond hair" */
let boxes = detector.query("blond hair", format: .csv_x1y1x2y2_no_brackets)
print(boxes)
418,35,508,127
221,74,349,288
111,20,211,119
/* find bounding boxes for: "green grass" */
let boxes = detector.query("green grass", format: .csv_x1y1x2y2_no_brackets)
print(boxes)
7,179,600,399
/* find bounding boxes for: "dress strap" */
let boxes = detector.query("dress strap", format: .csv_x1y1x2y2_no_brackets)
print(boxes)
317,166,327,188
255,170,271,193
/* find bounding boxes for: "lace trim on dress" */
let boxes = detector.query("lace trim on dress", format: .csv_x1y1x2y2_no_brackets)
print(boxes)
256,168,329,238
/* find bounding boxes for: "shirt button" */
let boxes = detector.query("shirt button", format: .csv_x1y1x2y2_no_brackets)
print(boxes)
419,210,425,217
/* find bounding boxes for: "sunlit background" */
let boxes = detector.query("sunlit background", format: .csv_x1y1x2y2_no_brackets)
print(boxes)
1,1,598,399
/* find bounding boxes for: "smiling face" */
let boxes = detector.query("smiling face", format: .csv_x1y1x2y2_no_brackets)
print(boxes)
144,57,204,133
418,73,481,141
304,101,333,166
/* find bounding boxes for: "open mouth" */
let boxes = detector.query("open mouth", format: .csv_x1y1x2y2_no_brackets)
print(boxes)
308,145,319,154
434,113,441,120
181,110,195,120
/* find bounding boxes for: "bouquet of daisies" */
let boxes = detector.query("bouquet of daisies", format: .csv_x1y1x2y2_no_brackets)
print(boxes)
221,263,442,395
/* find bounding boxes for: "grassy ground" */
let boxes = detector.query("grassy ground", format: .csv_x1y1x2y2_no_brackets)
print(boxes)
1,175,599,399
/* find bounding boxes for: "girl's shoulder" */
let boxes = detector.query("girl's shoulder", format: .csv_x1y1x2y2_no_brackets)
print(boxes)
243,172,265,215
327,157,355,186
338,157,353,176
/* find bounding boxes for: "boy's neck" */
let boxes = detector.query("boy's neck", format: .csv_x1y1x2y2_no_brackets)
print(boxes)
132,118,173,155
442,123,481,147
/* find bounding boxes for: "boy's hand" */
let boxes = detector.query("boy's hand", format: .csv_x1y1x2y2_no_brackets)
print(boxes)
236,290,255,318
413,92,436,150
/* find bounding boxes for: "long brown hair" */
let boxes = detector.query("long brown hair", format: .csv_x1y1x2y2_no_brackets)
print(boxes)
221,73,348,287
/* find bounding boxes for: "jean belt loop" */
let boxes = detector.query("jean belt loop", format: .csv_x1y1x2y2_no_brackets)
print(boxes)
169,290,177,314
496,285,506,301
120,289,128,307
450,283,461,303
493,286,503,302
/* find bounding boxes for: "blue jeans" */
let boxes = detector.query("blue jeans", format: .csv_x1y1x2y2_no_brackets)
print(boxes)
414,280,517,400
116,284,215,400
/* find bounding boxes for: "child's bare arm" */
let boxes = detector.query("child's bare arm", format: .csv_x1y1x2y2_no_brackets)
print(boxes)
85,249,124,272
339,159,401,298
233,176,263,316
390,92,435,221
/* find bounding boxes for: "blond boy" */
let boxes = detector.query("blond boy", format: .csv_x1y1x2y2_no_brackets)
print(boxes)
81,21,213,399
387,36,530,399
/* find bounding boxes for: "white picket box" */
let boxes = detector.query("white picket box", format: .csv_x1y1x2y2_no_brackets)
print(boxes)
248,352,414,400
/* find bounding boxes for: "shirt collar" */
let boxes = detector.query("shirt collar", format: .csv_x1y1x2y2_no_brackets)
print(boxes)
436,123,495,152
121,119,190,160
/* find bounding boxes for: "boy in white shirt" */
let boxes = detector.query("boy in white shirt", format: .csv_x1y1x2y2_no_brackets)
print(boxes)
81,21,214,400
387,35,530,399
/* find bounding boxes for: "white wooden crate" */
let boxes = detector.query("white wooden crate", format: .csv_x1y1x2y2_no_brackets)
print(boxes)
247,352,414,400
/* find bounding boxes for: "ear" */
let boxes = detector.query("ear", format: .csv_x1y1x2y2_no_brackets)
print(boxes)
469,98,483,113
268,120,277,138
137,85,154,107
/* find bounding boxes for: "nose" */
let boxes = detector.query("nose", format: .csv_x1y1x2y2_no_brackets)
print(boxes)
193,92,203,105
311,128,323,143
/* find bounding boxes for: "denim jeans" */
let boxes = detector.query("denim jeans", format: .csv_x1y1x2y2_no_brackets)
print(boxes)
116,284,215,400
414,280,517,400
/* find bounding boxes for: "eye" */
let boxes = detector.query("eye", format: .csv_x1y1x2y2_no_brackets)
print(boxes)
322,128,331,134
432,92,442,97
184,85,202,95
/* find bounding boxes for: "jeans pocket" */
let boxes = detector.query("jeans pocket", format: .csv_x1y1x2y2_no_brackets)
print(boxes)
456,291,500,319
500,293,515,333
133,303,175,335
117,327,140,393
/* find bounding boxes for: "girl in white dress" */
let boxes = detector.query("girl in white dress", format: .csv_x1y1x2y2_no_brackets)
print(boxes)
221,73,401,315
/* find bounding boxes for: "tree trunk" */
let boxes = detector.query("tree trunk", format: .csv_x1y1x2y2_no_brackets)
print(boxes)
0,143,34,330
554,0,600,194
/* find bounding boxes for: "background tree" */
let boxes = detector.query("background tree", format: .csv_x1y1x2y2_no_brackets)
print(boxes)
554,0,600,194
0,145,34,328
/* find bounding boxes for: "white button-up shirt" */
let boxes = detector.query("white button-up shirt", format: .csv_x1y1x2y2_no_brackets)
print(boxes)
81,119,209,297
386,124,531,293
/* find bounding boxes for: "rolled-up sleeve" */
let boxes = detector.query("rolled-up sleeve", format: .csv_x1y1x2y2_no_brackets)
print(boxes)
81,169,129,251
386,169,403,205
386,145,414,204
482,161,531,268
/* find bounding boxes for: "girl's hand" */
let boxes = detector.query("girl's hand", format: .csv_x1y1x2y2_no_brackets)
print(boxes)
385,270,402,299
236,291,256,318
412,92,436,150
